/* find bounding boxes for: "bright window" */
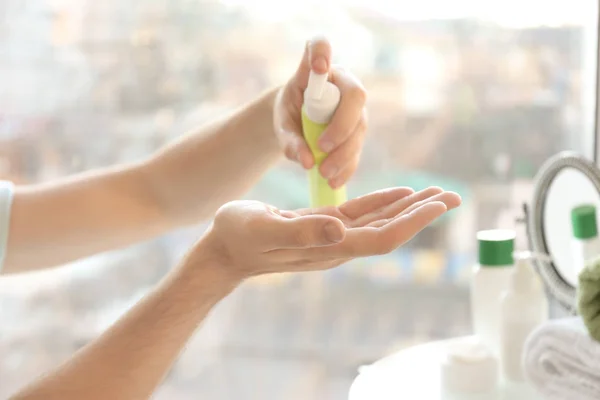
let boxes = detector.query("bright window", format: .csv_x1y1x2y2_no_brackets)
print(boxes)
0,0,598,398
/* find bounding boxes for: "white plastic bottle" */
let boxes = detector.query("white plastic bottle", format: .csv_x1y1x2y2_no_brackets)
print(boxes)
571,204,600,278
499,252,548,382
471,229,515,356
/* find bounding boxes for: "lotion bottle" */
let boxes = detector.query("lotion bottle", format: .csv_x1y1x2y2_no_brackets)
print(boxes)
571,204,600,278
301,70,347,207
499,251,549,382
471,229,515,356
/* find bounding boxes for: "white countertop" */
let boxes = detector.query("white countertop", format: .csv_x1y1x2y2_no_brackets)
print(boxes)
348,336,541,400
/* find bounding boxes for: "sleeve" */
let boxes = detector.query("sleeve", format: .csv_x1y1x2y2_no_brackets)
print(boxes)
0,180,14,273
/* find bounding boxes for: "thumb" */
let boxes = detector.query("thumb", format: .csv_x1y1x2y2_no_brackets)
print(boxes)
262,213,346,250
294,36,332,89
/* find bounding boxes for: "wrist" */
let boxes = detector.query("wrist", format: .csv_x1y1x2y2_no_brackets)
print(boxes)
177,230,244,293
246,86,281,153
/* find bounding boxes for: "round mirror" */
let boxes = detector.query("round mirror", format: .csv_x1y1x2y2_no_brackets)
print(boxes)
528,152,600,312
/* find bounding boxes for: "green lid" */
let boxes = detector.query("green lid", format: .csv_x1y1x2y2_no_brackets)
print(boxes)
571,204,598,239
477,229,515,267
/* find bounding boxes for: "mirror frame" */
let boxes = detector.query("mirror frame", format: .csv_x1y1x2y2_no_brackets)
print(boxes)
526,151,600,314
527,151,600,313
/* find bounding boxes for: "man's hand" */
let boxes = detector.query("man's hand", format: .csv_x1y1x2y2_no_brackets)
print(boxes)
273,36,367,189
198,186,461,279
8,187,459,400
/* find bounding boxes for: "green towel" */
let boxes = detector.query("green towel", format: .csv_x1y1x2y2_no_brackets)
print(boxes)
577,256,600,342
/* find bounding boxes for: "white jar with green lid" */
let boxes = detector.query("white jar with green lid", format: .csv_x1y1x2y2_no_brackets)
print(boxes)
471,229,516,356
571,204,600,279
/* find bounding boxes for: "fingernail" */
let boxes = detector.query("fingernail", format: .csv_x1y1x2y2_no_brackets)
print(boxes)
293,144,305,165
301,153,312,169
324,222,344,243
312,56,328,72
319,139,334,153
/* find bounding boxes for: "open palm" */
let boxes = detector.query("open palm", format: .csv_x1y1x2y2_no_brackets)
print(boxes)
269,186,462,271
204,186,461,278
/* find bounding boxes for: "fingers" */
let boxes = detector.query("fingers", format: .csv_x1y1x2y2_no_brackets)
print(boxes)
289,37,367,187
280,36,333,169
277,200,448,261
319,111,367,188
317,66,367,155
378,201,448,249
340,201,448,258
308,37,332,74
273,86,315,169
367,191,461,228
258,212,346,251
294,36,332,89
398,191,462,218
283,131,314,169
264,186,460,265
339,187,415,220
350,186,444,228
291,186,415,221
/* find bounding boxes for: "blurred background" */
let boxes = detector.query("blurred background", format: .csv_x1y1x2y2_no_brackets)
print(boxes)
0,0,598,398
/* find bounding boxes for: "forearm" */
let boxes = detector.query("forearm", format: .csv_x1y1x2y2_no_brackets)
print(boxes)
10,241,239,400
3,88,281,273
4,164,165,272
141,87,282,226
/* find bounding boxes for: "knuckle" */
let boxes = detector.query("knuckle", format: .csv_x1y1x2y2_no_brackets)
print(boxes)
378,218,393,227
215,200,238,217
343,146,361,168
354,86,367,103
359,111,368,132
284,145,297,161
329,127,347,145
214,200,249,227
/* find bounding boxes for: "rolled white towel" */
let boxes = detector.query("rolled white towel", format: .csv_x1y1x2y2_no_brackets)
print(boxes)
523,317,600,400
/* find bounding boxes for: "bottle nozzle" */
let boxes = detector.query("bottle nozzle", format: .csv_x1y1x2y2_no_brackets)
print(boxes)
303,70,341,124
306,71,328,100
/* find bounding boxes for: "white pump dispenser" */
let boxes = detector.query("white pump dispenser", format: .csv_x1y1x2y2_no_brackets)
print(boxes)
499,251,549,382
303,71,341,124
